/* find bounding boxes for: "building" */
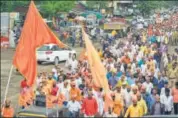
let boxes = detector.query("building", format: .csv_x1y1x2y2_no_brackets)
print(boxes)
108,0,133,16
70,1,87,15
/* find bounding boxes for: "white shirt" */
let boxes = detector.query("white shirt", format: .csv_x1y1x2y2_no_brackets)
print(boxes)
71,60,78,72
106,63,114,69
60,87,70,101
91,29,95,36
160,95,173,111
154,67,160,79
120,64,125,73
111,48,117,57
52,68,57,74
76,77,82,87
157,36,161,42
131,63,136,74
65,57,72,67
116,48,122,57
143,82,153,94
104,112,117,117
122,90,132,108
138,51,144,60
9,30,15,48
57,82,64,91
160,88,172,96
128,51,134,62
36,77,42,87
141,64,147,76
67,101,81,112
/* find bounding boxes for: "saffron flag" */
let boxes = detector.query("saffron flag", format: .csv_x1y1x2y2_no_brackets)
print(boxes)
82,28,113,111
13,1,67,86
78,48,87,61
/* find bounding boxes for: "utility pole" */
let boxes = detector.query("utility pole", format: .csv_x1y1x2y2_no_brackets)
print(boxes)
112,0,114,17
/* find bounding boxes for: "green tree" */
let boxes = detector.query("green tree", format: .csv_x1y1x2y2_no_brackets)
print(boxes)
0,1,30,12
40,1,75,19
1,1,75,19
135,1,173,16
86,1,108,11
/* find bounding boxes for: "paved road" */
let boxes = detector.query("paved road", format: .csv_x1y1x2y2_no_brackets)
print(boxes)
0,42,101,107
0,49,64,108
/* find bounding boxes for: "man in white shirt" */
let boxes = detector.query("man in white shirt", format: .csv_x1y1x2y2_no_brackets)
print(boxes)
58,80,70,101
95,88,104,116
131,62,136,74
124,86,132,109
67,95,81,117
75,74,82,88
52,65,58,75
160,88,173,115
36,73,42,88
56,76,64,91
121,82,132,110
143,77,153,94
65,53,72,67
141,63,147,76
104,107,117,117
160,81,171,96
70,56,78,73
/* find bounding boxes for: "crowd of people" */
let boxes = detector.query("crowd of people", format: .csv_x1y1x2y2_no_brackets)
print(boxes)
1,10,178,118
2,23,178,117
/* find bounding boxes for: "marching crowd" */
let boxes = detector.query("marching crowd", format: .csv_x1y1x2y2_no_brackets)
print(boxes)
2,24,178,117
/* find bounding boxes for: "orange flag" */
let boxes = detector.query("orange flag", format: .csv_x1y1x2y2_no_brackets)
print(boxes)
13,1,67,86
82,28,113,111
78,48,87,61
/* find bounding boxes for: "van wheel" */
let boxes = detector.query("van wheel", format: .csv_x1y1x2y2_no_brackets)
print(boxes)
54,57,59,65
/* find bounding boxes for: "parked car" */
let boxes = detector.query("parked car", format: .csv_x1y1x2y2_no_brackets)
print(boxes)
36,44,76,65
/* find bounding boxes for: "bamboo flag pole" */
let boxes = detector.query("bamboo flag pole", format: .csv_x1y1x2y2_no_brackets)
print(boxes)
1,65,14,115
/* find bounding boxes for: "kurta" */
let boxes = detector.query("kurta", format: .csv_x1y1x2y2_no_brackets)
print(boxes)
81,97,98,116
1,107,14,117
124,104,142,117
113,99,123,116
137,99,148,116
69,88,81,101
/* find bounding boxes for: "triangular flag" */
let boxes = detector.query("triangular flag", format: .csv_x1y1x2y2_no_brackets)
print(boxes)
13,1,67,86
78,48,87,61
82,27,113,112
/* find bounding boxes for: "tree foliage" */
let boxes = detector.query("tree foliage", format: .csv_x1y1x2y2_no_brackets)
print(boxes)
40,1,75,18
0,1,30,12
135,1,178,16
1,1,75,18
86,1,108,10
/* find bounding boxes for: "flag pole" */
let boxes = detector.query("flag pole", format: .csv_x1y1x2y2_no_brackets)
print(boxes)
2,65,14,115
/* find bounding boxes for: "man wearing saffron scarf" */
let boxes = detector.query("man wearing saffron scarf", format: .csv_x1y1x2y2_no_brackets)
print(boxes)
69,81,81,101
1,100,14,117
